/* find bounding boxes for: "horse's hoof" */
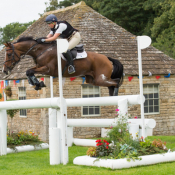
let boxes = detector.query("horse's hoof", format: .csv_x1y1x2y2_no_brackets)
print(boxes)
34,85,41,91
40,81,46,87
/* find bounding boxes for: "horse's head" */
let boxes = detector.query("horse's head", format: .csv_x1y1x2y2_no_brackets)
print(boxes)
3,42,21,75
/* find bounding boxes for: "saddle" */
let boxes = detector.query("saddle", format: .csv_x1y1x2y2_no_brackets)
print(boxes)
70,44,85,60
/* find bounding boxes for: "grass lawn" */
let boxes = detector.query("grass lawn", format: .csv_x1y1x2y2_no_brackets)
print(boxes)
0,136,175,175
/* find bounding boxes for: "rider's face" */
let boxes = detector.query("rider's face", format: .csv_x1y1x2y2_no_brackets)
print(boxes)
48,22,56,28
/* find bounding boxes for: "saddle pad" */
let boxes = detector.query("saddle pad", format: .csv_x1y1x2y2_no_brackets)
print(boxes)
61,51,87,61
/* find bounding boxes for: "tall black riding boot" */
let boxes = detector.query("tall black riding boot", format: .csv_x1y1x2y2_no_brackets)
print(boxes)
63,50,75,74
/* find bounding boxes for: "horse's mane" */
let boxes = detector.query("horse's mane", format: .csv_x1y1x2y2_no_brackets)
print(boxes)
17,36,34,42
16,36,55,45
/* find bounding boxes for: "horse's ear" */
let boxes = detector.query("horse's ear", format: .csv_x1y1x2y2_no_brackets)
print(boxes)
4,42,11,47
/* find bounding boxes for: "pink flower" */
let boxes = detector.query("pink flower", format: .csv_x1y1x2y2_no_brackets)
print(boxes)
134,116,138,119
116,109,119,112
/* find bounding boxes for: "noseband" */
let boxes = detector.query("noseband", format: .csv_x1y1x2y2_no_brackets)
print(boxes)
3,43,38,70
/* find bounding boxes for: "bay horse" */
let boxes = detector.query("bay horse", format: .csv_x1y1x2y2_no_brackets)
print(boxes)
3,37,123,96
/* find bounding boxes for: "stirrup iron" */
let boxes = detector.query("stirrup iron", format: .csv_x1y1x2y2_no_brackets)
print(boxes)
68,65,75,74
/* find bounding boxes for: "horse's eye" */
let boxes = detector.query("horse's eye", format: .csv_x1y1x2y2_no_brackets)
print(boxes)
7,53,11,57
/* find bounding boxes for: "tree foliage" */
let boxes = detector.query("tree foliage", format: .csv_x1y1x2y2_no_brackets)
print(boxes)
150,0,175,58
98,0,151,35
43,0,59,13
58,0,100,11
0,21,34,45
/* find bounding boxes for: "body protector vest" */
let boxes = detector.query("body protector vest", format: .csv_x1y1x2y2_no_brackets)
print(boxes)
51,21,78,38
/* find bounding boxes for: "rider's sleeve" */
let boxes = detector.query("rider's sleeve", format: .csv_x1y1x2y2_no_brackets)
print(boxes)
49,31,54,35
55,23,67,34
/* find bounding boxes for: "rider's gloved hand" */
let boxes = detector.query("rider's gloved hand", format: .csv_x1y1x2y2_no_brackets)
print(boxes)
36,38,45,44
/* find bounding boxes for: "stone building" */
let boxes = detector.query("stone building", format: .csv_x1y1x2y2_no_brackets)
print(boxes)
0,1,175,142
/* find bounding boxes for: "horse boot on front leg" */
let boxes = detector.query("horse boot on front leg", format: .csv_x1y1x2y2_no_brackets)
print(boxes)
39,81,46,88
29,75,41,90
27,76,34,86
63,50,75,74
27,76,46,90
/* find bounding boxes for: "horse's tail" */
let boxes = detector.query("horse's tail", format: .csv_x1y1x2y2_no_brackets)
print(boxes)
107,57,124,87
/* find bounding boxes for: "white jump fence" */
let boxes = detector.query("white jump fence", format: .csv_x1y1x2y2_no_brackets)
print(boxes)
67,118,156,147
0,37,154,166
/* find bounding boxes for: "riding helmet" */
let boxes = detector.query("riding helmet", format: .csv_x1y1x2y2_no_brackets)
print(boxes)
45,14,58,23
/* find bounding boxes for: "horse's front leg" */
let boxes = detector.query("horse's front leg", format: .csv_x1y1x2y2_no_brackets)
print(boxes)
26,66,48,90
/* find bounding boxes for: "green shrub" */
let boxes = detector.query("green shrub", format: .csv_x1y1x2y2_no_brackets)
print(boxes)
86,147,96,157
7,130,42,148
86,109,169,161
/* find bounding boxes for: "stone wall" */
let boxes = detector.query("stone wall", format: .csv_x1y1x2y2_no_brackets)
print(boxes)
6,79,49,142
120,75,175,136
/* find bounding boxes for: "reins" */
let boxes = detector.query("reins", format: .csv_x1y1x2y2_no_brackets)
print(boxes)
21,43,39,59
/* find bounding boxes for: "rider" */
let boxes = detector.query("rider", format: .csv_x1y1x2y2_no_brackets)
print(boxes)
36,14,81,74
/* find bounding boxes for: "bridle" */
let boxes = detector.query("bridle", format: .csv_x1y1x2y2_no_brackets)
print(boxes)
3,42,38,70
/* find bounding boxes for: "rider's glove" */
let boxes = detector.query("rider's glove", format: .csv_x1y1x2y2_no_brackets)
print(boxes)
41,39,46,42
36,38,46,44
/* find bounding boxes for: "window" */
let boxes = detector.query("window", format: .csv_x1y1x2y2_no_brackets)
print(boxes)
81,84,100,116
18,87,27,117
143,84,159,114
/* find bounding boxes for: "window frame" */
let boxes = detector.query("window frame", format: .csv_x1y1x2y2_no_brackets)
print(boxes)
81,84,101,117
143,83,160,115
18,87,27,118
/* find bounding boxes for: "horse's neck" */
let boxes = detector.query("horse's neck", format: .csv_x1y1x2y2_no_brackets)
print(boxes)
23,42,54,58
16,41,37,57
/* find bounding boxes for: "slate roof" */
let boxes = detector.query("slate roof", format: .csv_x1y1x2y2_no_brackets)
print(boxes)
0,1,175,80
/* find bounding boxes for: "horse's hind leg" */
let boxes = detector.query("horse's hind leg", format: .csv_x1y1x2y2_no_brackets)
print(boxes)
85,75,120,96
108,86,115,96
112,78,121,96
95,76,120,96
113,87,119,96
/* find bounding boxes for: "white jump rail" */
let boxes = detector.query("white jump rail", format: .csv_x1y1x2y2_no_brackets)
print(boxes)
0,98,61,110
66,118,156,147
67,119,156,128
65,95,143,106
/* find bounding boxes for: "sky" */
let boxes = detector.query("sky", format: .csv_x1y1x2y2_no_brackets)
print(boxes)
0,0,53,28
